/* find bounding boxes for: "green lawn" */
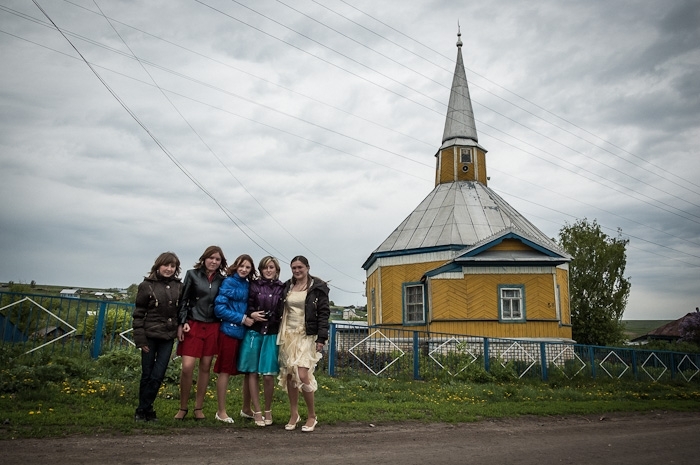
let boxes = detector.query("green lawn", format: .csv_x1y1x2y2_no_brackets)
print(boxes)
622,320,674,339
2,357,699,439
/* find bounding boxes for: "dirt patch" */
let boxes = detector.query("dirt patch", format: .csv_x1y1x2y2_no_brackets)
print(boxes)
3,411,698,464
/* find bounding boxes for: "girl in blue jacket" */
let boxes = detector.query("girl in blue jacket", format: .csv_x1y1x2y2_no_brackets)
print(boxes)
212,254,256,423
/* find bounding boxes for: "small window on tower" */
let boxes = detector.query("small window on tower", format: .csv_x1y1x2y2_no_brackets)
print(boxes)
460,148,472,163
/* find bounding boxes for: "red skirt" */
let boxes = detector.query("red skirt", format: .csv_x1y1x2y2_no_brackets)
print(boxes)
176,320,219,358
213,333,242,375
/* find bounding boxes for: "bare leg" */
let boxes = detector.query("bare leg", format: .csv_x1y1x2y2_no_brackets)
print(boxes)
286,374,299,425
241,375,253,417
175,355,196,419
247,373,262,413
298,367,316,427
262,374,275,413
194,355,213,419
216,372,231,418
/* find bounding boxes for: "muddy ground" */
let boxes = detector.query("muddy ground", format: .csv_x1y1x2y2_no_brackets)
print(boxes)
3,411,697,464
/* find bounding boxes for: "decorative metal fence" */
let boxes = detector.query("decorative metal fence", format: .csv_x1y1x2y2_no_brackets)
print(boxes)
0,291,134,358
2,292,699,383
327,323,700,383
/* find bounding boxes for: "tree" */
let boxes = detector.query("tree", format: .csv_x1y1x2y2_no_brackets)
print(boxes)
125,283,139,303
559,218,631,346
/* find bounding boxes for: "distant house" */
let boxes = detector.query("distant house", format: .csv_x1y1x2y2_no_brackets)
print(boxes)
60,289,80,298
631,312,698,343
30,325,67,340
94,292,114,300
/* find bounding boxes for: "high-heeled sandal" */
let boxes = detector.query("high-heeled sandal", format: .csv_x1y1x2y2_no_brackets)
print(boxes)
253,411,265,427
174,408,188,420
284,414,301,431
264,410,273,426
193,408,205,421
239,410,254,419
301,415,318,432
215,412,234,424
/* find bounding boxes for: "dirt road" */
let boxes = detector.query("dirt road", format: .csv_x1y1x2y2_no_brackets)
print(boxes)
3,411,697,464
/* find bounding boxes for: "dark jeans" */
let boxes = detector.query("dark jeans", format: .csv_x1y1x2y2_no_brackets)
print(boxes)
137,337,174,413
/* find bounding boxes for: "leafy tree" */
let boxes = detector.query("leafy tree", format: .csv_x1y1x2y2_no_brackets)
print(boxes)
125,283,139,303
559,218,631,346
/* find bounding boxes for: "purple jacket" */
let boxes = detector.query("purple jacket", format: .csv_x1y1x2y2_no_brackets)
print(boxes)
247,278,284,335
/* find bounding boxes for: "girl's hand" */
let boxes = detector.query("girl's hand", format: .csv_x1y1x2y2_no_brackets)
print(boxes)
251,311,268,322
316,342,324,352
141,345,150,353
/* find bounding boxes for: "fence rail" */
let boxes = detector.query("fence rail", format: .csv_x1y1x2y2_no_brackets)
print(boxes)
2,292,699,383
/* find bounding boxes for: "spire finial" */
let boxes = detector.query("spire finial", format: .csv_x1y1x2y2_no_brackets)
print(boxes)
456,21,462,47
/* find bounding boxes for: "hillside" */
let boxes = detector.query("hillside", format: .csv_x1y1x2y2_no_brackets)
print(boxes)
622,320,674,340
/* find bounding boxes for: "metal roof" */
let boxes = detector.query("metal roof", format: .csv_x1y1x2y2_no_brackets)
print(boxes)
365,181,565,267
441,30,478,146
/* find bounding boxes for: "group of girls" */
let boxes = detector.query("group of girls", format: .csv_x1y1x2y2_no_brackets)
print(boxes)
131,246,330,432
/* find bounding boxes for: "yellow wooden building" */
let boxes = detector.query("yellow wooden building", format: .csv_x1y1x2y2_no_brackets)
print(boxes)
362,31,573,342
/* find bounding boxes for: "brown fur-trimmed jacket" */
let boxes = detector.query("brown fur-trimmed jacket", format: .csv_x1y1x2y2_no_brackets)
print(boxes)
132,275,182,348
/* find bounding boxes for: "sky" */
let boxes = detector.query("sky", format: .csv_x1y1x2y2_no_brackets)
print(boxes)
1,0,698,320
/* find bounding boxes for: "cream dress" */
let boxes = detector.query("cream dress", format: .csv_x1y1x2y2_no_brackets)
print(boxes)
277,290,322,392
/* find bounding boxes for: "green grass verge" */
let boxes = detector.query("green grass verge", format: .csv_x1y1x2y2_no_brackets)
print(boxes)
2,372,699,439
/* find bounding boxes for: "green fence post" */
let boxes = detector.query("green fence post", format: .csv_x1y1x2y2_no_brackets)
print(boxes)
413,331,420,380
484,338,490,373
540,342,548,381
328,323,336,377
91,301,107,359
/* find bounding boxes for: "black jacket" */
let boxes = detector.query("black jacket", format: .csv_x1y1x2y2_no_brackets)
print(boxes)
132,275,182,347
178,268,225,324
282,276,331,344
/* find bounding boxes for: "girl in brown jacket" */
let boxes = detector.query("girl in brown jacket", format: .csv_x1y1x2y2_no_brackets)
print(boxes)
132,252,182,422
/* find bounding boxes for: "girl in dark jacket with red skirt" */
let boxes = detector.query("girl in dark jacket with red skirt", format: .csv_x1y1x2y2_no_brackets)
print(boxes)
174,245,227,420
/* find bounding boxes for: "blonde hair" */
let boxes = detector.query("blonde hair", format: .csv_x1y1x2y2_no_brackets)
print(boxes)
258,256,281,280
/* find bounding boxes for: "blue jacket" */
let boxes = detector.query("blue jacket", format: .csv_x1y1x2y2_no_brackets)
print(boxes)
214,274,249,339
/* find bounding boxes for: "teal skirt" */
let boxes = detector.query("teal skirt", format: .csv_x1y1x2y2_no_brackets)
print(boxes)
237,330,280,375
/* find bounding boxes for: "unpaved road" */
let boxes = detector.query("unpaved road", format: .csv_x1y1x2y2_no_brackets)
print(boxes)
3,411,698,464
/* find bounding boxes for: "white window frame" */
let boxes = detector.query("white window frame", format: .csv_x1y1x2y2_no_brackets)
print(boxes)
498,285,525,322
403,282,426,325
460,147,472,163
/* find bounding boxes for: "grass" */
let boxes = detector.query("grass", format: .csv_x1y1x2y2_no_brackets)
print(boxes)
2,346,700,439
623,320,674,340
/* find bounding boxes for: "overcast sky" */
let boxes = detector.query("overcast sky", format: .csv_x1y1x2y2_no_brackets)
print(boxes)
1,0,698,320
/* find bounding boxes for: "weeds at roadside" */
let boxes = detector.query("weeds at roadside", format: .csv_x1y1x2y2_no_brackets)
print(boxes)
1,346,699,439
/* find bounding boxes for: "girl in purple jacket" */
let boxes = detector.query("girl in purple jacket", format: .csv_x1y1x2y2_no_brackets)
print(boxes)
238,256,285,426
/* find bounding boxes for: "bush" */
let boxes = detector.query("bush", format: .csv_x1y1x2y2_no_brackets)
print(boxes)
95,348,141,381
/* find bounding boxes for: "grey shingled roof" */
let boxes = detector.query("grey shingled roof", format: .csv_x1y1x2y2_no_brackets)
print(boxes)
372,181,560,254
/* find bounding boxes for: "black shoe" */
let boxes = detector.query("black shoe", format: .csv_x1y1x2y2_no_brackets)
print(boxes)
134,410,147,422
146,410,158,422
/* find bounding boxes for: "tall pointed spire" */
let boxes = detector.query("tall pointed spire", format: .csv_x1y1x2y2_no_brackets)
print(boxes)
441,26,478,145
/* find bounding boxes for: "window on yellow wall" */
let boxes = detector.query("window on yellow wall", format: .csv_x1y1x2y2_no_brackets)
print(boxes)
403,283,425,325
371,288,376,325
498,285,525,322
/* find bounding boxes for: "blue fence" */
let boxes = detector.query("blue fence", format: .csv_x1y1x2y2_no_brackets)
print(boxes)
2,292,699,383
0,291,134,358
327,323,700,383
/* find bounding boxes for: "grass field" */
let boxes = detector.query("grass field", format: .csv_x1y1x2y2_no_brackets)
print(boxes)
622,320,674,339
